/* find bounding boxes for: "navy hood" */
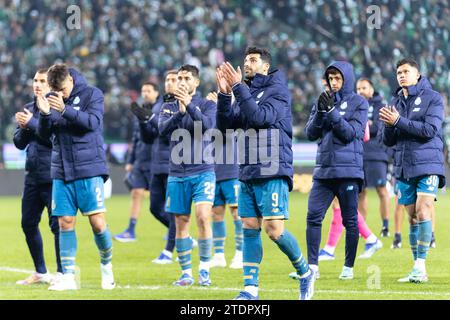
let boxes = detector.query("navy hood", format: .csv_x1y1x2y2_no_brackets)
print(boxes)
394,76,433,97
68,68,88,98
325,61,355,99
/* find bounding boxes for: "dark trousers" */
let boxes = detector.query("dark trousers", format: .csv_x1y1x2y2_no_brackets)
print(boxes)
21,183,62,273
306,178,360,268
150,173,175,252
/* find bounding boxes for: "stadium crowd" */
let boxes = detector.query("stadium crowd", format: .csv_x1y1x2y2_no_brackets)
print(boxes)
0,0,449,142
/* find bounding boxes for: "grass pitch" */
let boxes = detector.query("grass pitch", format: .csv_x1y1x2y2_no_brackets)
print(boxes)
1,190,449,300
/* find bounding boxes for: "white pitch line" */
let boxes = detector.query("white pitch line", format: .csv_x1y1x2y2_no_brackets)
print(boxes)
118,284,450,297
2,266,449,297
0,266,34,274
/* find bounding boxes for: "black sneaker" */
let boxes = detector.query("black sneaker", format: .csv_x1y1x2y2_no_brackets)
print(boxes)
430,236,436,249
391,237,402,249
380,227,390,238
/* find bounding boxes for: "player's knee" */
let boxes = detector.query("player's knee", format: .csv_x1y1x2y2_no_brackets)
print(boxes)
416,203,433,221
306,209,323,226
21,219,38,233
58,216,75,230
131,188,144,200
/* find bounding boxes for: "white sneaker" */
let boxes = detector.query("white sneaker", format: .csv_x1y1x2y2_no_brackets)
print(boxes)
210,253,227,268
48,273,78,291
229,251,243,269
101,263,116,290
359,239,383,259
16,272,53,285
50,272,63,286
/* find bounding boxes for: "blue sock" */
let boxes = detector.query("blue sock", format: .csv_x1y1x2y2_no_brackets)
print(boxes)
60,229,77,274
409,224,419,261
417,220,432,259
383,219,389,229
198,238,213,263
243,228,262,287
128,218,137,234
176,237,193,273
94,227,113,265
234,219,243,252
274,230,309,276
212,221,226,254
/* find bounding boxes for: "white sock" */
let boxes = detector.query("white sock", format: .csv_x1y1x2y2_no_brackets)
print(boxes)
366,234,377,244
183,269,193,277
323,245,336,254
214,252,225,259
162,250,173,258
414,258,426,273
245,285,258,297
199,261,210,272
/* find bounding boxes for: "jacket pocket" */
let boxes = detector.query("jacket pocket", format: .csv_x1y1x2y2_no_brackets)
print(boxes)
334,150,356,164
412,149,442,163
316,151,333,166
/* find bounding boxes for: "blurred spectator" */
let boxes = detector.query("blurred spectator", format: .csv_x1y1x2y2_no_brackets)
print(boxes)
0,0,449,142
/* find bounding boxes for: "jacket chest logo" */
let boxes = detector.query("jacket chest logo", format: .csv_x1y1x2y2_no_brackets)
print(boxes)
340,101,348,110
414,97,421,106
73,96,80,105
257,91,264,99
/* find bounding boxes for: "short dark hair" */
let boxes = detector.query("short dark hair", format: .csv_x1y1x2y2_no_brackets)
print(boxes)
47,64,70,91
164,69,178,78
36,68,48,74
326,67,342,76
357,77,374,87
142,81,159,92
396,58,420,70
178,64,199,78
245,46,272,65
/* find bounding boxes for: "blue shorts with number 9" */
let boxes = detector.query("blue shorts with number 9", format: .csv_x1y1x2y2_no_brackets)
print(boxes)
397,175,439,205
165,172,216,215
52,176,106,216
238,178,289,220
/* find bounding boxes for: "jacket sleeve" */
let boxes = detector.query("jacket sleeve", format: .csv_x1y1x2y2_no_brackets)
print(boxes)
37,112,54,141
139,114,159,144
369,103,383,138
217,92,245,130
328,98,368,143
232,83,286,128
185,100,216,132
383,125,398,147
13,126,33,150
394,94,444,140
127,121,139,165
61,88,103,132
158,104,184,137
304,104,326,141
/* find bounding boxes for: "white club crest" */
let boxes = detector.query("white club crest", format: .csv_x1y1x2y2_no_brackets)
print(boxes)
257,91,264,99
415,97,421,106
340,101,348,110
73,96,80,104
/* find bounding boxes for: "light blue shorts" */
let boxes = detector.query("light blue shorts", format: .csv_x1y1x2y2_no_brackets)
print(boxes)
397,175,439,205
213,178,240,207
165,172,216,215
238,178,289,220
52,176,106,216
